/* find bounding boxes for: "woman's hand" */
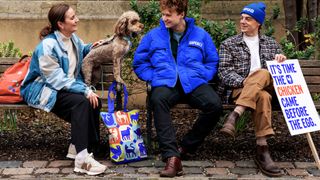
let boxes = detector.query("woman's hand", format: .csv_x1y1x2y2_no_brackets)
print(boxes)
86,91,99,109
274,54,287,63
92,39,104,48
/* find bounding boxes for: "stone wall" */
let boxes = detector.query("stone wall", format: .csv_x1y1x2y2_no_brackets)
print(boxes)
0,0,285,53
0,0,131,20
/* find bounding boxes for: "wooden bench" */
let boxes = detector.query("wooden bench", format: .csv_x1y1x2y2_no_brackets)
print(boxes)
145,60,320,150
0,57,121,130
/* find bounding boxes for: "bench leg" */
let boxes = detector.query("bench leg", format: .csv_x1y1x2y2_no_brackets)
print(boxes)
115,83,123,111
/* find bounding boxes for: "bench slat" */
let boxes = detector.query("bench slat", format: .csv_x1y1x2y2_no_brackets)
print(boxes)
0,103,30,110
0,57,19,65
0,65,13,73
307,85,320,93
305,76,320,84
299,60,320,67
102,65,113,73
302,68,320,76
1,65,114,74
2,101,319,110
0,58,113,72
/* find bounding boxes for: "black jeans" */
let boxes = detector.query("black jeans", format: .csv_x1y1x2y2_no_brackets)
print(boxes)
150,83,222,160
51,91,102,153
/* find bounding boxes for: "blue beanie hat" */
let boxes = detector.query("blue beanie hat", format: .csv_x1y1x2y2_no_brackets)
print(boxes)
240,2,266,25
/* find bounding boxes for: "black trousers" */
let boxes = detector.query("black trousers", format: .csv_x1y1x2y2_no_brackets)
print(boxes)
150,82,222,160
51,91,102,153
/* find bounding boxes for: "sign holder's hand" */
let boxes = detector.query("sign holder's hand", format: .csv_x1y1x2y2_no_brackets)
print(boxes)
274,54,287,63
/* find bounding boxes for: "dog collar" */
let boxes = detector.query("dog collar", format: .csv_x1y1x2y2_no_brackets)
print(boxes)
123,36,132,48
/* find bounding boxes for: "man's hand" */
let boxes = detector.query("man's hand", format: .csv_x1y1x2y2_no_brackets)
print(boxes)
274,54,287,63
86,91,99,109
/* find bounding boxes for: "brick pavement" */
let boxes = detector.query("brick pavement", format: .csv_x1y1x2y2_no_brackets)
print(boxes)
1,157,320,179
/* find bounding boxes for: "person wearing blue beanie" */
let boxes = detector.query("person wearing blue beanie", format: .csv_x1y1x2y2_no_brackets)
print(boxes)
241,2,266,25
218,1,287,177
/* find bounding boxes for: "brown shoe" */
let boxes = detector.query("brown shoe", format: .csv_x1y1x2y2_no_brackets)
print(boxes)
254,145,282,177
220,111,239,138
160,156,183,177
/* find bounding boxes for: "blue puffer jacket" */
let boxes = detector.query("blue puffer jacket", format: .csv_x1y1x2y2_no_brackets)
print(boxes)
133,17,219,94
21,31,92,112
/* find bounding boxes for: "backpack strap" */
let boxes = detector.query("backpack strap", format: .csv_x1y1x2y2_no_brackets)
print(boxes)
19,55,31,62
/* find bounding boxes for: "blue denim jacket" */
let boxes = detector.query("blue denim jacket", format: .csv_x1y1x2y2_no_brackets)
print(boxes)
21,31,92,112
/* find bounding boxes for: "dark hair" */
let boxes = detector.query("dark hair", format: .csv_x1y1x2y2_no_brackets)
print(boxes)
160,0,188,16
39,3,70,40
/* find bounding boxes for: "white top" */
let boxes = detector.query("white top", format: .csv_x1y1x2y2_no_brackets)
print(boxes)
243,34,261,73
59,32,77,79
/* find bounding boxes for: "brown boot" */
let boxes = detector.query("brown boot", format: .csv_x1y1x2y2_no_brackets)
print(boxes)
220,111,239,138
160,156,183,177
254,145,282,177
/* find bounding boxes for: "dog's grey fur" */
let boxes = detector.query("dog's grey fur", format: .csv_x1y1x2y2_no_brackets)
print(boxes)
82,11,144,86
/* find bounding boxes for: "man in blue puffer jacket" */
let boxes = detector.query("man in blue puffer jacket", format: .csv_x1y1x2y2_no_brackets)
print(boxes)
133,0,222,177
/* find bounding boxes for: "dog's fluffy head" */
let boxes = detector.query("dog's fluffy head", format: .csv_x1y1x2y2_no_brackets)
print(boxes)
114,11,144,37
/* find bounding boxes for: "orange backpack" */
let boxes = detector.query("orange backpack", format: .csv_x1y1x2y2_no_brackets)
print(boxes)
0,55,31,103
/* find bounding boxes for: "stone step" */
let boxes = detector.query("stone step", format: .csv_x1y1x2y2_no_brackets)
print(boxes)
0,160,319,179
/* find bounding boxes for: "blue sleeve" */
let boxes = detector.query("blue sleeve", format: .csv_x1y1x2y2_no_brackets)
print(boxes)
133,33,154,82
83,43,92,58
203,32,219,81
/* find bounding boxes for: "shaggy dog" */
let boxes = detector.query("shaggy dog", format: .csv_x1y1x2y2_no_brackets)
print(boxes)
82,11,144,86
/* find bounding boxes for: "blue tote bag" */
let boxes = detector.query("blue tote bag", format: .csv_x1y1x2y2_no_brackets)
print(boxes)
100,81,147,163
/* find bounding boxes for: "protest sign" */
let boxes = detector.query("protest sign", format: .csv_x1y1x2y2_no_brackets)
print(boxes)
266,60,320,136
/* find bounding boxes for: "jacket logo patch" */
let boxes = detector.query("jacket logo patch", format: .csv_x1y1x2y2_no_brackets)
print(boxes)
189,41,203,48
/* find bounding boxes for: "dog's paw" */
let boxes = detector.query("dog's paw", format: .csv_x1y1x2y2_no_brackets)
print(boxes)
115,78,126,86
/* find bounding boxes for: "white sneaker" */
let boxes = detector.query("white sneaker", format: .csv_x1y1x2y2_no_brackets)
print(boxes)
74,153,107,175
66,143,76,159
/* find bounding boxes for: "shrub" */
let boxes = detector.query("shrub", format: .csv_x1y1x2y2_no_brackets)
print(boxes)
280,38,315,59
261,4,316,60
0,41,22,58
201,19,236,48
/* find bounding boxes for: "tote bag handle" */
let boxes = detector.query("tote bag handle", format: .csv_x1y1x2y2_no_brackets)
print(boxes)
107,81,128,113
